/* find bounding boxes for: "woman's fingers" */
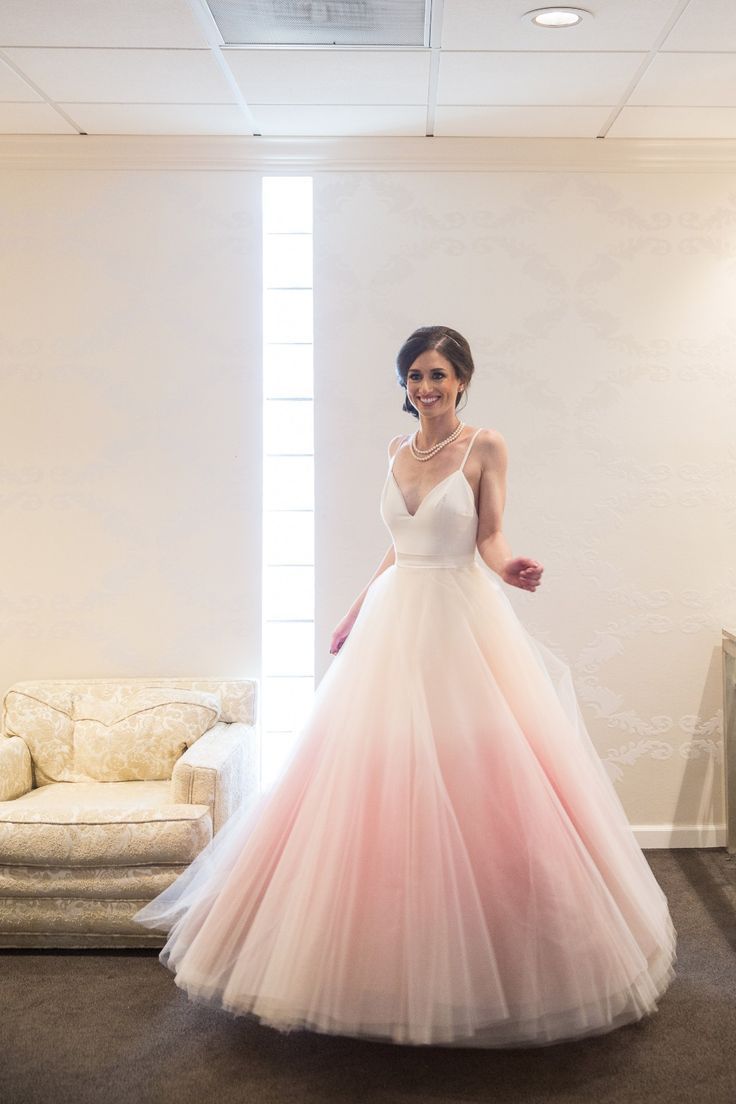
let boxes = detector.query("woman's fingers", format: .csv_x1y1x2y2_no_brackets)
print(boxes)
522,563,543,577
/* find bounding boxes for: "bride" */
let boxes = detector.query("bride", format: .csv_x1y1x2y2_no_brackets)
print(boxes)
134,325,677,1048
329,331,543,656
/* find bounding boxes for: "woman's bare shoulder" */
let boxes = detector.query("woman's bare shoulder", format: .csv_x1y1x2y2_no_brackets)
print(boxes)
472,427,508,466
475,426,506,446
387,432,410,460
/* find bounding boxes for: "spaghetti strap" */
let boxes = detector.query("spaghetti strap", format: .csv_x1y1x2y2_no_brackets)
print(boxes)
388,434,409,471
459,428,482,472
389,429,480,472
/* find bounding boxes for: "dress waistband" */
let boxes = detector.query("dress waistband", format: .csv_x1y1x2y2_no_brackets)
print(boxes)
395,552,476,569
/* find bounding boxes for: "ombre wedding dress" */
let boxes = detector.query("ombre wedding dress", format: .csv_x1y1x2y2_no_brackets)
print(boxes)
133,428,677,1048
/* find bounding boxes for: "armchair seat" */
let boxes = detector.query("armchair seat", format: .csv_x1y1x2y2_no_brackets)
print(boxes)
0,676,259,948
0,781,211,866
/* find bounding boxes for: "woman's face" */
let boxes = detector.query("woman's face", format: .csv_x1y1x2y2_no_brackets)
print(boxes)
406,350,463,416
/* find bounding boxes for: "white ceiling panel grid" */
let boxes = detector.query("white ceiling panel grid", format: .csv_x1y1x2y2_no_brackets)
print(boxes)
0,101,75,133
1,47,236,103
629,52,736,107
440,0,681,52
437,51,646,106
0,1,734,140
434,104,612,137
0,57,43,101
223,48,431,106
252,104,427,136
0,0,210,49
661,0,736,51
61,103,254,136
610,106,736,139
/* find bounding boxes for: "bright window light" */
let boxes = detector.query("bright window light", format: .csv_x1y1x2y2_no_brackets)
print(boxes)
261,176,314,790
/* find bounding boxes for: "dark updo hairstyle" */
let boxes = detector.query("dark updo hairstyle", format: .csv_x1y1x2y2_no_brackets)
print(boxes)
395,326,474,419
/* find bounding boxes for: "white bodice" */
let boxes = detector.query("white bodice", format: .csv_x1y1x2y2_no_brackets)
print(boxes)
380,428,481,568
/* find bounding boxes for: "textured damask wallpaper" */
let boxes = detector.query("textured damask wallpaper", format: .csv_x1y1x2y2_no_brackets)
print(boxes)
0,169,262,689
0,159,729,842
314,170,732,841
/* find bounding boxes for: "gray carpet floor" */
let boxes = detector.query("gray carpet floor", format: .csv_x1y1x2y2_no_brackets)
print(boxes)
3,849,735,1104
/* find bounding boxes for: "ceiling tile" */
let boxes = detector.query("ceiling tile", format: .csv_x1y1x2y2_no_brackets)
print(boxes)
610,106,736,138
2,47,235,103
0,2,732,141
629,52,736,106
662,0,736,51
0,54,43,100
441,0,677,51
438,51,645,106
0,0,209,48
0,101,75,132
223,48,430,105
59,103,253,135
435,105,610,137
252,104,426,136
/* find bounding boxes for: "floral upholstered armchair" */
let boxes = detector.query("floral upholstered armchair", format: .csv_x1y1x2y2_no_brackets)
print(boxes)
0,676,258,948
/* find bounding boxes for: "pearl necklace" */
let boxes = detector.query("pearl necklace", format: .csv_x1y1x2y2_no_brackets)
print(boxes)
410,420,464,462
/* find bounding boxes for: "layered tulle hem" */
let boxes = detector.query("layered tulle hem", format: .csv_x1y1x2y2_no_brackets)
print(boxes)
154,928,676,1049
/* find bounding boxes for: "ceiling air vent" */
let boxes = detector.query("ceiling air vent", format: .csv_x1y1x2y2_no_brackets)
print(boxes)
205,1,430,46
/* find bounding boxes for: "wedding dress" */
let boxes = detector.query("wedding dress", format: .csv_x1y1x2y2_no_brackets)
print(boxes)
133,427,677,1047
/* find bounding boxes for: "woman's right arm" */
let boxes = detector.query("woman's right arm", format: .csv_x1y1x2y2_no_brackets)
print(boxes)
329,435,404,655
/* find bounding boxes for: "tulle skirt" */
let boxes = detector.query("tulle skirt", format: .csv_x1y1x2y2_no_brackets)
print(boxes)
133,558,677,1048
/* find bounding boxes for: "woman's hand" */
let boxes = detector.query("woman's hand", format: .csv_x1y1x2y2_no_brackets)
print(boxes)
502,556,544,592
329,611,357,655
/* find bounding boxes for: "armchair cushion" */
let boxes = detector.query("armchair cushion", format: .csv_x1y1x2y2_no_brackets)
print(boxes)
4,685,221,784
0,780,212,865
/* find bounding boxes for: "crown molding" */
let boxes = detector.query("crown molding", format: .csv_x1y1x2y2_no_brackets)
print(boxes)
1,134,736,172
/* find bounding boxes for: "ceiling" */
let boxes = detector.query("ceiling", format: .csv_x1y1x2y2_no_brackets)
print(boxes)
0,0,733,140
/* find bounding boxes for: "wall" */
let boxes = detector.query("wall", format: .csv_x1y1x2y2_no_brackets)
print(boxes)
0,136,731,842
314,167,733,842
0,166,262,685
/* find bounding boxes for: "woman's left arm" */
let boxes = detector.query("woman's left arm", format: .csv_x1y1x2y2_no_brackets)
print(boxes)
475,430,544,592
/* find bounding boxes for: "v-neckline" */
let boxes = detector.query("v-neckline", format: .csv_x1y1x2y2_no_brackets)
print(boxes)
390,468,476,519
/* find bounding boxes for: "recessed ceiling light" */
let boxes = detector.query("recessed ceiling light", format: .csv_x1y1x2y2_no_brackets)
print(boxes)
523,7,591,28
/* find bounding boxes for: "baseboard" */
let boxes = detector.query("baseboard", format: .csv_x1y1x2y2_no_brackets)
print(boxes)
633,824,727,849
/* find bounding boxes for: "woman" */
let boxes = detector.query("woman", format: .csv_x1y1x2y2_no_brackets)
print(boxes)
134,325,677,1048
329,329,542,658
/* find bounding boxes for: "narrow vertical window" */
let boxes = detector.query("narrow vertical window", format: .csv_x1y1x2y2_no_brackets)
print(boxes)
261,177,314,789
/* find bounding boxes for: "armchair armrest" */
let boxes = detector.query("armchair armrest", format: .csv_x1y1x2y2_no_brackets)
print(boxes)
170,721,258,835
0,736,33,802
